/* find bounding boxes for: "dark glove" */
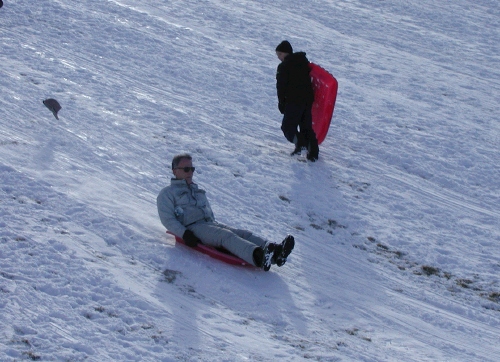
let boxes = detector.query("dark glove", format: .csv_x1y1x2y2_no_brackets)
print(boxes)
182,230,200,248
278,102,285,114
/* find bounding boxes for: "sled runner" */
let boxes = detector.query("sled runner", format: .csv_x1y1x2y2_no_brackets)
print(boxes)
309,63,338,145
167,231,251,266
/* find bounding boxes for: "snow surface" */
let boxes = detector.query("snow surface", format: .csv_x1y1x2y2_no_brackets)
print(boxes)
1,0,499,361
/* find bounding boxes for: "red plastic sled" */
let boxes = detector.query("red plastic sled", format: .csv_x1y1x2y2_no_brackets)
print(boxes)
167,231,251,266
309,63,338,145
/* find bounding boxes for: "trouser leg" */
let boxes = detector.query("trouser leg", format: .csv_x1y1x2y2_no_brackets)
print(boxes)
281,104,302,145
188,223,261,266
282,104,317,154
299,105,319,158
223,226,268,248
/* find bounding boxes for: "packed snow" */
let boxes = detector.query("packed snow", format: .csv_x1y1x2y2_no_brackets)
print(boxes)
1,0,499,361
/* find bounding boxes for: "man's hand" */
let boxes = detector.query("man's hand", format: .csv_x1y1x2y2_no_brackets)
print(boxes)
182,230,200,247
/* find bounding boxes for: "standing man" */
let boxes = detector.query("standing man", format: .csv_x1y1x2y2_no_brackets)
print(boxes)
157,153,295,271
275,40,319,161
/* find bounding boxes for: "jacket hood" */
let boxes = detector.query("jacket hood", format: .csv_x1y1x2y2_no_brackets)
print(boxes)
284,52,309,65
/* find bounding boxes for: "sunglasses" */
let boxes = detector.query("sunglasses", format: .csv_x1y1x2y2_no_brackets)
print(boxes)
175,166,195,172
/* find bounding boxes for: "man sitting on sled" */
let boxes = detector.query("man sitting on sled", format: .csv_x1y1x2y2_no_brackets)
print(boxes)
157,153,294,271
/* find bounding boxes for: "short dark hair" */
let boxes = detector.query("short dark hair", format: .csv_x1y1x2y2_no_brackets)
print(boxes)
171,153,192,169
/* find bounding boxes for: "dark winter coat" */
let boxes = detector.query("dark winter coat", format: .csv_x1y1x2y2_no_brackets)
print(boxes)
276,52,314,108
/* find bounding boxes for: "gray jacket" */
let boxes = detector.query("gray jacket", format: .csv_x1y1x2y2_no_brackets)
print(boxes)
157,179,215,237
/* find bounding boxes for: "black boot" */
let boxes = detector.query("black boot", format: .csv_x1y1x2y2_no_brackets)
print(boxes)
274,235,295,267
290,145,303,156
307,138,319,162
253,244,275,271
253,247,263,267
291,132,306,156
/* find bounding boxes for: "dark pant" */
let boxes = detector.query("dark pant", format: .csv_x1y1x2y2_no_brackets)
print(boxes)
281,103,318,156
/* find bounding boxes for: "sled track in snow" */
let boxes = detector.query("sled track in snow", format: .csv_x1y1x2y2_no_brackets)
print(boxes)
382,169,499,220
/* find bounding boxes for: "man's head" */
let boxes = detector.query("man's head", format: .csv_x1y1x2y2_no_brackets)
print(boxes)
275,40,293,61
171,153,195,184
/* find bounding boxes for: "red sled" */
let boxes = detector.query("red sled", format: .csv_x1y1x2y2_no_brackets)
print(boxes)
167,231,252,266
309,63,338,145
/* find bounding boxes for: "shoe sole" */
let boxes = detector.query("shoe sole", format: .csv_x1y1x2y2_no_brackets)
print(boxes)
276,236,294,266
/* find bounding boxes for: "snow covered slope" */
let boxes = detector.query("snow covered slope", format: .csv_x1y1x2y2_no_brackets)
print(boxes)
1,0,499,360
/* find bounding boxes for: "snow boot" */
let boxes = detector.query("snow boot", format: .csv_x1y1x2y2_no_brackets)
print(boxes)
290,145,303,156
273,235,295,267
291,132,306,156
307,143,319,162
253,244,275,271
306,152,318,162
306,134,319,162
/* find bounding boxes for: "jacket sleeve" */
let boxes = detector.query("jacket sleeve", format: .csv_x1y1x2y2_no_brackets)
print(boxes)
276,63,289,104
157,188,187,238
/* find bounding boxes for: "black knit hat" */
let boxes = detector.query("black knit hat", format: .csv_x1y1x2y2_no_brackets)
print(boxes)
275,40,293,54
